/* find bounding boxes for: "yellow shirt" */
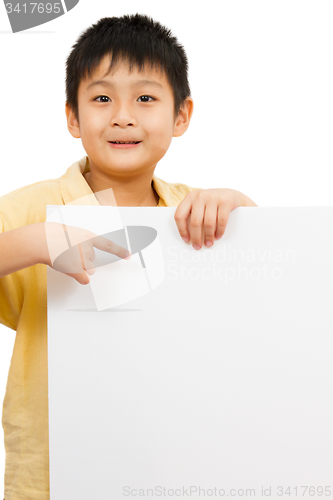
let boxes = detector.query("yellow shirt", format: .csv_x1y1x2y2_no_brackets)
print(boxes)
0,156,199,500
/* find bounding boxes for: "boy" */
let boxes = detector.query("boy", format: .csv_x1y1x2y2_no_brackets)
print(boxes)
0,14,256,499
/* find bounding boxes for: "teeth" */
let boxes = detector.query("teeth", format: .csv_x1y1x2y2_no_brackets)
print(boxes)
112,141,138,144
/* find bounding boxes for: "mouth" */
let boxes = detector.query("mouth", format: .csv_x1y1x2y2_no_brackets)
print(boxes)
107,140,141,149
109,141,141,144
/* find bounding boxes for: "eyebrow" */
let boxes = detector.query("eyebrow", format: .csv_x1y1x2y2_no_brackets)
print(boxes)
86,79,164,91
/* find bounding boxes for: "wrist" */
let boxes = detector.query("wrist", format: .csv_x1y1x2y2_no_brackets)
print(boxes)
35,222,51,266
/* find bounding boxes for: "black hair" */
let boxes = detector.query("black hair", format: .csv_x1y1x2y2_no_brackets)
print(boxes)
65,13,191,121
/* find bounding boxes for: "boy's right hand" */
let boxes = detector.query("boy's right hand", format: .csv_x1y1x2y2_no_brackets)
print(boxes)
41,222,131,285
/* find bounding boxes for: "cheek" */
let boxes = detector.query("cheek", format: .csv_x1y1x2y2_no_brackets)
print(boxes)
146,112,175,142
79,109,106,137
147,119,174,160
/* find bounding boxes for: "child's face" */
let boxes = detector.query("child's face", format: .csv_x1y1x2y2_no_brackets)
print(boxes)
66,55,193,178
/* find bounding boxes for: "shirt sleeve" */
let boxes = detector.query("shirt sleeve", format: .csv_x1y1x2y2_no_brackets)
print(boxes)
172,184,202,197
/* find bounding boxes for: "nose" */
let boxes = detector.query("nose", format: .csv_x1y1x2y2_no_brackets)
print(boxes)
110,101,137,128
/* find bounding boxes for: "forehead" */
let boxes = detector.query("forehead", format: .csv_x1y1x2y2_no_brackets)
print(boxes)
80,54,171,91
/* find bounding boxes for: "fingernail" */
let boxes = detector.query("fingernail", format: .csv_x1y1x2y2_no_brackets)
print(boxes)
193,244,201,250
215,235,223,240
124,251,131,259
205,241,213,247
182,236,189,243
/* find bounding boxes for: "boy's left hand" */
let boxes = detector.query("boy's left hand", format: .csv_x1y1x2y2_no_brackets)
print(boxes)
174,188,257,250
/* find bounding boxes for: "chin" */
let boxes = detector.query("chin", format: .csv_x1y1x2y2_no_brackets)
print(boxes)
105,163,145,174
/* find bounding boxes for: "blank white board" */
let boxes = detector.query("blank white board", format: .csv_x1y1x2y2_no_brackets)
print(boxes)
47,207,333,500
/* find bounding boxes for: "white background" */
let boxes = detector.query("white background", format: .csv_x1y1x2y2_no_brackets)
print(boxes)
0,1,333,497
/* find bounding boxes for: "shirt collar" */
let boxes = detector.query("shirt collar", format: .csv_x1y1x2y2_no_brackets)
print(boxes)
60,156,185,207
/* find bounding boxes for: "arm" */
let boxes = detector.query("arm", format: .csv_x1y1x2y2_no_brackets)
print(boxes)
0,223,47,278
0,222,131,285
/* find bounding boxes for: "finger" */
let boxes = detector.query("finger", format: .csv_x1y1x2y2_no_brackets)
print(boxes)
88,247,95,262
203,202,218,247
80,244,95,271
86,265,96,276
65,270,90,285
215,205,231,240
174,196,193,243
188,200,205,249
92,235,131,260
77,242,96,275
85,256,96,275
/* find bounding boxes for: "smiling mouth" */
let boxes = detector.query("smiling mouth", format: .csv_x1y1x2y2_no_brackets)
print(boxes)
109,141,141,144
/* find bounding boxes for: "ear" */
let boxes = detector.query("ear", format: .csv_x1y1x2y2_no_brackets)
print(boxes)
65,103,81,139
173,97,194,137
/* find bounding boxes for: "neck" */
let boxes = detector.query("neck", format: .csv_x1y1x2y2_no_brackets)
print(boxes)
83,167,159,207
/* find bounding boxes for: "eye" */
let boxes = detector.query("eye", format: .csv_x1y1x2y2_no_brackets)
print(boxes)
137,95,155,102
94,95,111,103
